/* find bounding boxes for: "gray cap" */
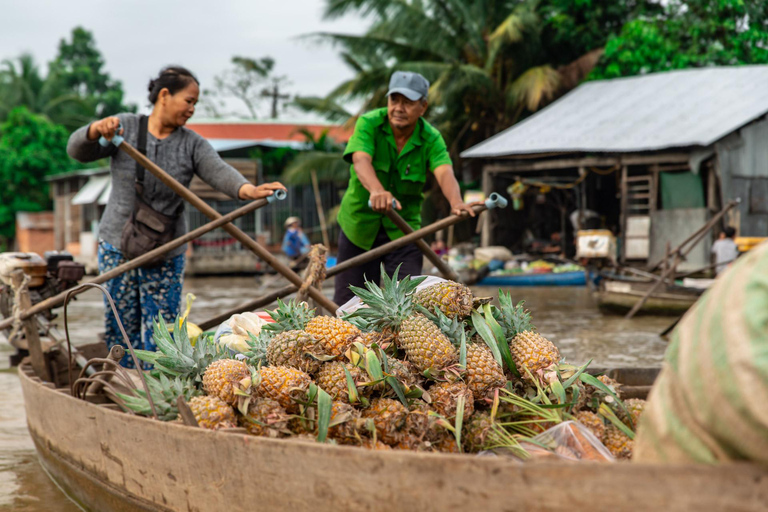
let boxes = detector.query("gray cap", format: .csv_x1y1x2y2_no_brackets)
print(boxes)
387,71,429,101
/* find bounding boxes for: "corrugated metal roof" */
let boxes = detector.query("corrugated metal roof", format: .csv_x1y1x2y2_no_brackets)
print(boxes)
461,66,768,158
207,138,311,152
71,176,110,205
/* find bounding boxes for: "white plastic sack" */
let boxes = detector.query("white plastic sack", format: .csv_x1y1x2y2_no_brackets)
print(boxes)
214,311,272,353
474,246,513,263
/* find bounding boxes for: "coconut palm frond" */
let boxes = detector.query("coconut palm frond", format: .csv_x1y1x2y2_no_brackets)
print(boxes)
292,96,353,123
507,65,561,112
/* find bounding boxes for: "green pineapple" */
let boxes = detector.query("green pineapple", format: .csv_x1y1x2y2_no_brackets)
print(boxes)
263,298,316,333
118,373,201,421
351,264,458,375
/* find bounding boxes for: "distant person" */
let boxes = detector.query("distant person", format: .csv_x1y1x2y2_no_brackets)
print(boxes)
282,216,311,268
67,65,285,367
711,227,739,275
430,239,447,256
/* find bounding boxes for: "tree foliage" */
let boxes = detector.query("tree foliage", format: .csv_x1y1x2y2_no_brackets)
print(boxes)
0,107,74,247
303,0,652,158
592,0,768,79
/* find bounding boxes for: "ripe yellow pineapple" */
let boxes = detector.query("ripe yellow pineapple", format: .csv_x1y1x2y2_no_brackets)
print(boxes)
619,398,646,428
187,395,236,430
240,397,289,437
465,344,506,400
510,330,560,382
202,359,251,406
328,401,367,445
362,397,408,446
315,361,368,403
305,316,362,357
349,265,459,374
574,410,606,440
359,329,397,349
413,281,474,319
603,425,634,459
428,381,474,421
254,366,311,413
266,330,324,375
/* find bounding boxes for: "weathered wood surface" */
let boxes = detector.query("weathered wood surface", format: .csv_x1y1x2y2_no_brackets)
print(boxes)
18,363,768,512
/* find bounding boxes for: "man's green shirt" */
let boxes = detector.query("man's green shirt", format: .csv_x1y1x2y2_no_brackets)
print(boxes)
338,108,453,250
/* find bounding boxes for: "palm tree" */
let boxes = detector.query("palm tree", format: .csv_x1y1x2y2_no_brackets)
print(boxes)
300,0,644,161
0,54,90,130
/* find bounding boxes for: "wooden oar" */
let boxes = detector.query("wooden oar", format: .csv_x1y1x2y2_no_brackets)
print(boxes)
198,194,508,329
99,130,340,315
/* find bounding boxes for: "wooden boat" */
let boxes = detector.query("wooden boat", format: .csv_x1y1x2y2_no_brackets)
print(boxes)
592,274,704,315
18,361,768,512
477,270,587,287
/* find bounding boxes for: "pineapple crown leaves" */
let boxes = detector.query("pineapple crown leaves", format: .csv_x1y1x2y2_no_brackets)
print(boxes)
117,373,200,421
263,298,316,333
348,263,427,331
418,305,466,347
138,315,230,382
244,330,271,367
496,291,536,338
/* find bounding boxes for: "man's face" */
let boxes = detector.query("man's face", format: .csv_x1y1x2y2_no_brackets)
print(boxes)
387,93,427,130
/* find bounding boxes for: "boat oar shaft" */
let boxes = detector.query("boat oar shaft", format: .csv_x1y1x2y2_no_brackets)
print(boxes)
0,198,273,331
114,141,340,314
198,194,507,328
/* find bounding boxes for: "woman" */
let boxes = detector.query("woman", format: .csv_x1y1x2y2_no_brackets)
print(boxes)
67,66,285,367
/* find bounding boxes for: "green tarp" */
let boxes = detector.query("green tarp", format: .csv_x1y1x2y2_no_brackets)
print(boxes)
660,171,705,209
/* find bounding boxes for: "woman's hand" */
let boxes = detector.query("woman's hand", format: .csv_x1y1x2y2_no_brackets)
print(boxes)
87,116,122,141
238,182,287,200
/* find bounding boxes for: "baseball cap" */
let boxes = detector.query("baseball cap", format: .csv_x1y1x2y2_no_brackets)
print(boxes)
387,71,429,101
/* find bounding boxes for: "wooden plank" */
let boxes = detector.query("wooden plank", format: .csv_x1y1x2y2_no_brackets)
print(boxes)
620,165,628,263
12,270,51,381
481,168,492,247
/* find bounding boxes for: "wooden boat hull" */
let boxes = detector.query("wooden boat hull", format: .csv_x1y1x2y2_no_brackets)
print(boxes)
477,270,586,287
594,279,702,315
18,363,768,512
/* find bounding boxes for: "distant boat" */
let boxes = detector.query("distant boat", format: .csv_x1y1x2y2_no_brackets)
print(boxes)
592,273,705,315
477,270,587,287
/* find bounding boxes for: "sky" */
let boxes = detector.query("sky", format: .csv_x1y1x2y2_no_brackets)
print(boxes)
0,0,367,120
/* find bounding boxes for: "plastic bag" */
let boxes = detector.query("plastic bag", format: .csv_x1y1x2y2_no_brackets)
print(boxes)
527,421,614,462
214,311,273,354
335,275,448,317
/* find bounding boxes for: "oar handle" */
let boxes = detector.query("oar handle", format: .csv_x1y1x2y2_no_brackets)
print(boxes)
367,198,398,209
98,123,124,147
485,192,508,209
268,189,287,203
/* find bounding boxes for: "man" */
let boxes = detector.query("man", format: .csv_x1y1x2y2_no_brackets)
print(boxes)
282,216,310,269
711,226,739,275
334,71,474,305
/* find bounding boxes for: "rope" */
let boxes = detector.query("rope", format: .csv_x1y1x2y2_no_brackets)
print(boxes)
7,273,31,345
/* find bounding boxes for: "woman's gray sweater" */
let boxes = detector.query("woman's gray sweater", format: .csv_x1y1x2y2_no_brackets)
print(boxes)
67,113,249,258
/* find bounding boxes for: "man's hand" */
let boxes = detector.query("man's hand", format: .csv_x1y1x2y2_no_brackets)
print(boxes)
450,201,479,217
370,190,401,213
238,182,286,200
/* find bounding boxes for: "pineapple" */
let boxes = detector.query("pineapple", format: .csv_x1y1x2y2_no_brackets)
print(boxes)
359,329,398,349
266,330,324,375
463,411,495,453
603,425,633,459
264,298,316,333
414,281,474,319
240,397,289,437
362,397,408,446
574,410,606,440
202,359,251,406
315,361,368,403
328,401,367,445
465,344,506,401
495,293,559,382
619,398,646,428
136,315,229,382
305,316,362,357
118,373,200,422
188,395,237,430
360,438,393,451
350,265,458,374
386,358,422,391
428,381,474,422
597,374,623,398
254,365,312,413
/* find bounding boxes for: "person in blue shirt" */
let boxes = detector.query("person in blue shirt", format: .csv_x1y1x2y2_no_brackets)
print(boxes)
282,216,311,268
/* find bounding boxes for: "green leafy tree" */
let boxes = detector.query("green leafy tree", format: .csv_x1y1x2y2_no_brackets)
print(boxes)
301,0,652,157
0,107,74,248
592,1,768,79
48,26,135,118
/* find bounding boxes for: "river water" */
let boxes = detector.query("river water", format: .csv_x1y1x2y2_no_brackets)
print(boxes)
0,277,671,511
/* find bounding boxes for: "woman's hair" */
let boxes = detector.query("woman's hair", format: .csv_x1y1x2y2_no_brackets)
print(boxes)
147,66,199,104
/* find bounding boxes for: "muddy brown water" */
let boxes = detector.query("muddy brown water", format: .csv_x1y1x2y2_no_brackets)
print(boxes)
0,277,671,511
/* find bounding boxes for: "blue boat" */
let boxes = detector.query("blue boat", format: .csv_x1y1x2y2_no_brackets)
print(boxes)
477,270,587,287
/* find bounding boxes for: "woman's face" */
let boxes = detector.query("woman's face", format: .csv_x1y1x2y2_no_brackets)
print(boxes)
160,81,199,127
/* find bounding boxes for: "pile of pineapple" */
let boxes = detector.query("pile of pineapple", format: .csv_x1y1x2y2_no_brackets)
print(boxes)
121,265,644,460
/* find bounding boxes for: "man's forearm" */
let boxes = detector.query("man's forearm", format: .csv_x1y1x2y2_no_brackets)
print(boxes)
434,166,464,206
352,153,386,194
